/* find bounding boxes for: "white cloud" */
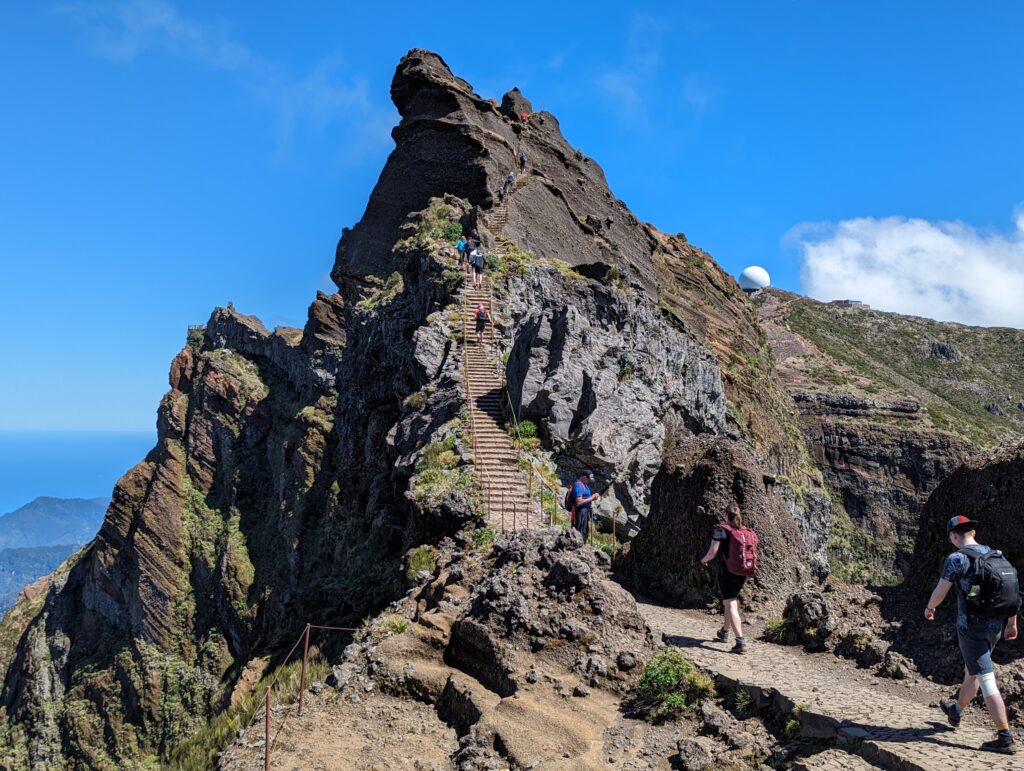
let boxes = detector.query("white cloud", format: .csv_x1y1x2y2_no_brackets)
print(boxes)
789,210,1024,328
57,0,396,156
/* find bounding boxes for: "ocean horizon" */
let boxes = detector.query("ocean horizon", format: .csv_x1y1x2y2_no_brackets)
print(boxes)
0,430,155,515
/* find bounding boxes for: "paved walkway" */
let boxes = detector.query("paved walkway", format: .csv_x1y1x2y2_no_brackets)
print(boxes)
634,599,1019,771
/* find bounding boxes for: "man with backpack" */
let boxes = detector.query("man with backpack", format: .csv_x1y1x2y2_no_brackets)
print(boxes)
455,235,468,264
700,502,758,654
567,470,600,541
474,303,490,345
519,150,527,173
925,515,1019,755
469,249,485,287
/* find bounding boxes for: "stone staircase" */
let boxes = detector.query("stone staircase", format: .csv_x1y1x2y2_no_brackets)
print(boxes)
461,276,534,531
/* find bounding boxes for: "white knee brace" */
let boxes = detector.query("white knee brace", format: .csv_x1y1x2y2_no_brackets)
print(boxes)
978,671,999,698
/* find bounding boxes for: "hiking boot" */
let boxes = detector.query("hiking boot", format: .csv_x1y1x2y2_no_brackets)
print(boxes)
715,626,730,643
730,637,747,655
981,731,1016,755
939,699,962,728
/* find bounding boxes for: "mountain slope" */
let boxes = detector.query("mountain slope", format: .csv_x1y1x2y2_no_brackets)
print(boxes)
0,545,80,613
0,497,107,550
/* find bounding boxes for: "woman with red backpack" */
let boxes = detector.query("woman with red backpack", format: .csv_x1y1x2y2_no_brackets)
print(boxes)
700,502,759,654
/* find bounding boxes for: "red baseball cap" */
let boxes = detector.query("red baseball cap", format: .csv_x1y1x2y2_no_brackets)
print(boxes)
946,515,979,534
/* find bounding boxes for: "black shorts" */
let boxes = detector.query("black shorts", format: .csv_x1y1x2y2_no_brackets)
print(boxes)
475,318,486,333
717,568,746,601
472,263,483,275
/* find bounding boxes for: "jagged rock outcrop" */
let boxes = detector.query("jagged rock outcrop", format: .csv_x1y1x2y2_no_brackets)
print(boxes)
500,265,727,525
909,443,1024,586
618,436,813,606
336,49,658,294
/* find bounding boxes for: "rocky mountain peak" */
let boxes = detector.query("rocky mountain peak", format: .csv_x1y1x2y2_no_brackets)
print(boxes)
335,49,657,294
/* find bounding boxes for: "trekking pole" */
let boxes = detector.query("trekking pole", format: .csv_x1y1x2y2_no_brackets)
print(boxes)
613,515,617,557
264,688,271,771
298,623,310,716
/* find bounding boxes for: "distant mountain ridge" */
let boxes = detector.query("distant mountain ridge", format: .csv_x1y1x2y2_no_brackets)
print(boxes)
0,496,107,550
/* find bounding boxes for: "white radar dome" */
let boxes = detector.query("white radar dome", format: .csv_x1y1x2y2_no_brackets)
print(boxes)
738,265,771,292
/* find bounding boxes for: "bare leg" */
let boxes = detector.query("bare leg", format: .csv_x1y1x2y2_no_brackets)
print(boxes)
724,599,744,639
984,692,1010,727
958,671,979,709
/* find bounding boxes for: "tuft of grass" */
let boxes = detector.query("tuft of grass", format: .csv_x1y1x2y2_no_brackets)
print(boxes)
515,419,538,439
473,526,496,550
378,615,409,635
784,703,809,739
356,272,405,311
728,689,757,719
761,618,798,645
631,647,715,723
403,391,427,410
405,545,437,582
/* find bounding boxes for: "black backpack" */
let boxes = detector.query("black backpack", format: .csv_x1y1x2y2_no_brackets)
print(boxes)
563,488,576,514
961,548,1021,620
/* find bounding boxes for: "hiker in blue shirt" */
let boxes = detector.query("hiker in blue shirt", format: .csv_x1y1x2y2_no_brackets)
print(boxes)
925,515,1019,755
572,470,600,540
455,235,468,263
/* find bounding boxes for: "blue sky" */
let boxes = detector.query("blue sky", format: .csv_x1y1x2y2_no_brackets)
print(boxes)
2,2,1023,431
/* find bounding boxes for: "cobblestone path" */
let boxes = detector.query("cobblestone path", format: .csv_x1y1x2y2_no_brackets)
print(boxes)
635,599,1021,770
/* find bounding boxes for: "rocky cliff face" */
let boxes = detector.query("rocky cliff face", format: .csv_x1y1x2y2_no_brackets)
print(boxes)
0,50,879,767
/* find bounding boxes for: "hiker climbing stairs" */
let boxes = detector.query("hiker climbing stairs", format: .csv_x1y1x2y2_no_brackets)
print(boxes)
461,277,534,531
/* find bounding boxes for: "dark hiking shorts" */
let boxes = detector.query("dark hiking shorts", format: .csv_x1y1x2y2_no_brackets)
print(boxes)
475,317,486,333
958,621,1003,676
717,569,746,601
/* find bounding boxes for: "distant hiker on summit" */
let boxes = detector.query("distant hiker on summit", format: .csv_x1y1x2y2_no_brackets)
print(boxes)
925,515,1020,755
700,503,758,654
519,150,527,173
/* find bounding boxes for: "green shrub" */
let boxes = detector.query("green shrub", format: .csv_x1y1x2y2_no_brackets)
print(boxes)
379,614,409,635
632,647,715,723
473,526,496,550
728,689,757,719
761,618,798,645
403,391,427,410
356,271,405,311
405,545,437,581
516,419,538,439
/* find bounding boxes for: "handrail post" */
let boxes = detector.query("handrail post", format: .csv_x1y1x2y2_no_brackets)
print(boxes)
264,687,271,771
501,491,505,532
298,623,311,716
513,501,517,531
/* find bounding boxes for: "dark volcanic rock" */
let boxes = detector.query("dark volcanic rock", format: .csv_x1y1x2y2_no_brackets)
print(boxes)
909,443,1024,590
500,264,727,524
335,49,658,294
618,436,811,606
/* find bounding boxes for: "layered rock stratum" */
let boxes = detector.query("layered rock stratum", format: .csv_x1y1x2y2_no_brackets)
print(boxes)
1,48,1022,769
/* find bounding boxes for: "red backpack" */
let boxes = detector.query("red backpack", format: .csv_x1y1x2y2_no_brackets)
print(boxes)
720,524,759,576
